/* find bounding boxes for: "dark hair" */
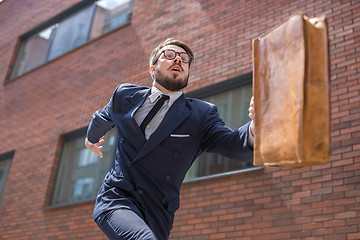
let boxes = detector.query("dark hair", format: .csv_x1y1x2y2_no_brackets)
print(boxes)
149,38,194,67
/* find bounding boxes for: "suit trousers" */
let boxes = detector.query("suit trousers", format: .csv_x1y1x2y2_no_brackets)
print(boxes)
95,209,157,240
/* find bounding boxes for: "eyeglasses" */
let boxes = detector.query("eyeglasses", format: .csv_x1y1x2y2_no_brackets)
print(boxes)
159,49,192,63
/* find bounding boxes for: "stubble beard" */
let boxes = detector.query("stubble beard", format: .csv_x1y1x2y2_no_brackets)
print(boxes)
154,68,189,92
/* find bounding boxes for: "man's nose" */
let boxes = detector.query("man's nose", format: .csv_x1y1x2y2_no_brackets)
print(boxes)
173,55,182,64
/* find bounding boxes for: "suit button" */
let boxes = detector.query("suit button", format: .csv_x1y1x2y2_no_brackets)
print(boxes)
120,138,124,143
173,151,180,158
138,189,144,195
127,162,132,167
166,175,171,181
161,197,168,208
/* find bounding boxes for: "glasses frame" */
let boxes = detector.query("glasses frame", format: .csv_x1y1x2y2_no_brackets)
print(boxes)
157,49,192,64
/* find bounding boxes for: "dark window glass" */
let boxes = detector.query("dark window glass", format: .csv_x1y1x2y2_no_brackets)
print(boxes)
11,0,135,79
52,128,116,205
185,81,254,181
0,152,13,204
47,5,94,61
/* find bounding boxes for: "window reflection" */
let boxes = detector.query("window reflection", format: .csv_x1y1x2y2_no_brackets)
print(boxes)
52,128,117,205
11,0,135,79
47,5,94,61
11,25,56,78
0,155,12,203
185,83,254,181
72,177,94,200
90,0,133,39
78,148,99,167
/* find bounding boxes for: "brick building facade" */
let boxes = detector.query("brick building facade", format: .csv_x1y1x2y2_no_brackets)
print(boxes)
0,0,359,239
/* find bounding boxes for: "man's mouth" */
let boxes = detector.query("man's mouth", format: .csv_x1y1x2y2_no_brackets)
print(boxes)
171,66,181,72
168,63,184,73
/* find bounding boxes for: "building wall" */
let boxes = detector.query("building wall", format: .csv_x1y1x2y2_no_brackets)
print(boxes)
0,0,359,239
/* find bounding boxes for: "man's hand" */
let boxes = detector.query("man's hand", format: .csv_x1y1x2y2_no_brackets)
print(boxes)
248,96,255,136
85,136,105,158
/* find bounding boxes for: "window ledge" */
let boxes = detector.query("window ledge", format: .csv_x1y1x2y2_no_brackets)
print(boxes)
183,166,263,184
43,167,264,210
42,198,95,211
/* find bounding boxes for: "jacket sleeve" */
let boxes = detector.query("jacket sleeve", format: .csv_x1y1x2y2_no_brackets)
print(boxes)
200,105,253,160
86,86,120,143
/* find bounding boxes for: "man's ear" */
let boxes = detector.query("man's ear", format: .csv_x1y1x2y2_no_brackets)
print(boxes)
149,65,155,77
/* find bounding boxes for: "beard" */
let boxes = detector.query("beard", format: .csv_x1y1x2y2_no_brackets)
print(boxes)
154,68,189,92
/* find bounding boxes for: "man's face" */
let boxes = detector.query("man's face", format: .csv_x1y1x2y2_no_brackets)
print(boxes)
150,45,190,92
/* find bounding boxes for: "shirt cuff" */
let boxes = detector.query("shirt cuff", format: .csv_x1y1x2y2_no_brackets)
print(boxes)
247,125,254,147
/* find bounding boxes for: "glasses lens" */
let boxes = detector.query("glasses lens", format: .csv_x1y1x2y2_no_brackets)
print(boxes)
163,50,190,63
180,53,190,63
164,50,176,60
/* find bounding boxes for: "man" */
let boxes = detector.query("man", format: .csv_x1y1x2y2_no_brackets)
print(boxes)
85,38,256,240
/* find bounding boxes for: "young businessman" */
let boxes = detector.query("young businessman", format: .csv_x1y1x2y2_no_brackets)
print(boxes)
85,38,255,240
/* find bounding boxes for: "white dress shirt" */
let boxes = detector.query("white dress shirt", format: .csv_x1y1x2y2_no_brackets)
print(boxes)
134,86,182,140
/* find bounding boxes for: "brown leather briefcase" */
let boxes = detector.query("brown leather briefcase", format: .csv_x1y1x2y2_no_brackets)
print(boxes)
252,12,330,167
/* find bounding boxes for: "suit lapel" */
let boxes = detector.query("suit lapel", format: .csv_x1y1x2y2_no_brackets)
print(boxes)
122,88,150,118
121,88,150,151
133,94,191,163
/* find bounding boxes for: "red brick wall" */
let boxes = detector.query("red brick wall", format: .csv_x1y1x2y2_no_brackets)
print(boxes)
0,0,359,239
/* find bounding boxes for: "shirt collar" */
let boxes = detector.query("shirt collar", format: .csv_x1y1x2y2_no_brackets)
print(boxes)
150,86,182,106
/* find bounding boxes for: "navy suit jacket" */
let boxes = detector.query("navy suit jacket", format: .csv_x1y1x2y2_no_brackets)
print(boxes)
87,83,253,239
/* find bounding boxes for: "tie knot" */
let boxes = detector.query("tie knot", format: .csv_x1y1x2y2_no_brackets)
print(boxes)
160,94,170,101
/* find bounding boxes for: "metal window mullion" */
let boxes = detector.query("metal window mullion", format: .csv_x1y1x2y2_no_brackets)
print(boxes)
44,24,59,62
86,3,98,42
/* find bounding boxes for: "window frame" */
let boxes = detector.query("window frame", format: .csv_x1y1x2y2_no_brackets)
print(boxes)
183,73,261,183
50,127,117,207
6,0,135,82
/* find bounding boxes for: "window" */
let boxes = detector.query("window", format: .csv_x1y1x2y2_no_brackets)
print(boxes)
0,151,14,204
10,0,135,79
52,128,117,205
184,74,255,181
